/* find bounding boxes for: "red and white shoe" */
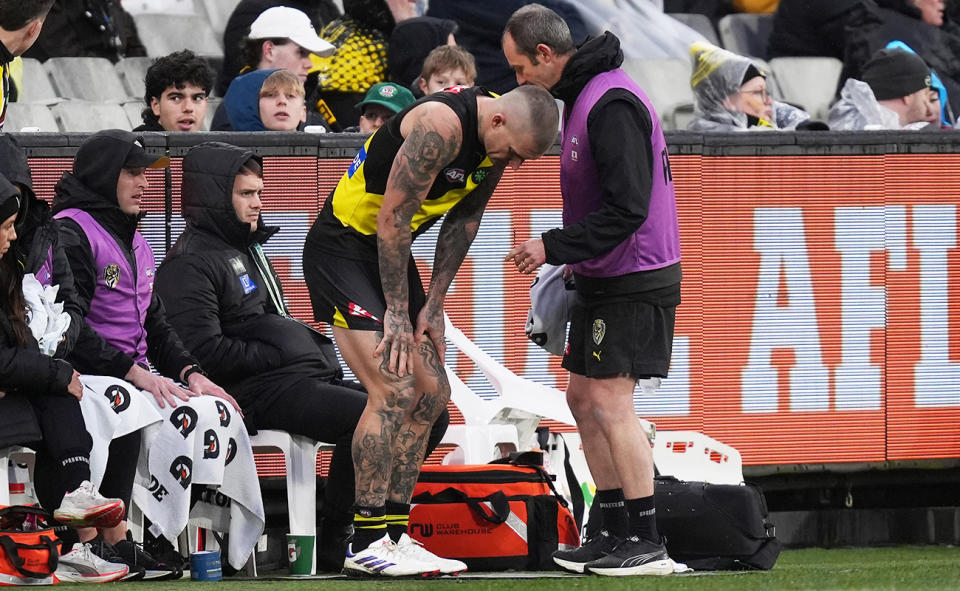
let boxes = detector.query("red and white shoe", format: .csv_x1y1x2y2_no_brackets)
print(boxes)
53,481,125,528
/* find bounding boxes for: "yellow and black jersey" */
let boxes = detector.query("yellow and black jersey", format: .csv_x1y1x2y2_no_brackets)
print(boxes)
306,86,497,260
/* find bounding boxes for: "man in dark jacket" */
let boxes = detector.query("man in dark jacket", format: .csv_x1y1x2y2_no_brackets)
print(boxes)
22,0,145,64
503,4,681,576
153,141,449,572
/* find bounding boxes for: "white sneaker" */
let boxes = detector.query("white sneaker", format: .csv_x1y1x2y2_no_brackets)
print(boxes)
56,542,129,583
342,534,439,577
397,533,467,575
53,481,125,528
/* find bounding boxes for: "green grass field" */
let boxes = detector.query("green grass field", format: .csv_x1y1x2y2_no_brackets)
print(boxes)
100,546,960,591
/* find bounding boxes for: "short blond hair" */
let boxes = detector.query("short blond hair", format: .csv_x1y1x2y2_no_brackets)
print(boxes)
420,45,477,85
259,69,305,98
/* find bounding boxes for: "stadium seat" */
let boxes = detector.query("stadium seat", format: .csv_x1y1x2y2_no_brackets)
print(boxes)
43,57,128,103
769,56,843,121
621,58,695,131
122,100,147,130
133,14,223,58
17,57,59,104
247,430,333,576
197,0,242,40
718,13,774,60
667,12,721,47
5,103,60,132
52,101,131,132
202,97,221,131
122,0,197,15
115,56,155,101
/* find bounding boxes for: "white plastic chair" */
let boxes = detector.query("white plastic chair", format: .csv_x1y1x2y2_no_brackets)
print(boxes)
0,447,35,506
247,430,332,575
652,430,743,485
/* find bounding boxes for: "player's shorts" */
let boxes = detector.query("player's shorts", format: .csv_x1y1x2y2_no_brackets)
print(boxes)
303,249,426,331
562,282,680,380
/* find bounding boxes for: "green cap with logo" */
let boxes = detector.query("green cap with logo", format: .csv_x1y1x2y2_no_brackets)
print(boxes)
356,82,416,115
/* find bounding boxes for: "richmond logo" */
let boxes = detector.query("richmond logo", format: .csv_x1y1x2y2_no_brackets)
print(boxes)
103,264,120,289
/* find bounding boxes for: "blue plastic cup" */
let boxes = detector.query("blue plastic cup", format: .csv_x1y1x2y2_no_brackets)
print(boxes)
190,550,222,581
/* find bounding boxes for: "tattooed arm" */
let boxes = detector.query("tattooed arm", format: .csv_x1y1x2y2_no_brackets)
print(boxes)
375,101,462,376
417,165,506,361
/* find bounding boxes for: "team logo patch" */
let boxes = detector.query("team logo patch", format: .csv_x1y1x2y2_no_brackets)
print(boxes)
145,267,154,279
215,400,231,427
103,264,120,288
225,438,237,466
104,384,131,413
348,145,367,178
239,273,257,294
348,302,380,321
229,257,246,275
169,456,193,490
444,85,467,94
592,318,606,346
170,407,198,438
471,169,488,184
444,168,466,184
203,429,219,459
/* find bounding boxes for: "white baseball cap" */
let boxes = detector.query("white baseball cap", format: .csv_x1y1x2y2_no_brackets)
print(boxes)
248,6,335,57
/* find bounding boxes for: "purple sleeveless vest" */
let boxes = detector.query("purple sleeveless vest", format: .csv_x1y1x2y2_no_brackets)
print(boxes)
560,69,681,278
53,208,154,364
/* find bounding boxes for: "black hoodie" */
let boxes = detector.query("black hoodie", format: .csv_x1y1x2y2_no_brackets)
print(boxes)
543,32,678,291
0,135,86,359
51,134,197,380
156,142,342,417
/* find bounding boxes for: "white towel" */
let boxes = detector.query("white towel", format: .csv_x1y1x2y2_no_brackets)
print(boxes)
22,273,71,356
132,395,264,569
77,375,163,486
526,264,577,357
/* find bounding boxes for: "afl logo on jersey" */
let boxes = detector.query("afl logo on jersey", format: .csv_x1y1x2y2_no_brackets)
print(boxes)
444,168,466,185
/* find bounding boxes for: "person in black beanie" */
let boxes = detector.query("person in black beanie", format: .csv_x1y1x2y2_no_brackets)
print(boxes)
861,47,936,126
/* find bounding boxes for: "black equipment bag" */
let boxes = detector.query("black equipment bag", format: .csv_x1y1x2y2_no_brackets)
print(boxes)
654,476,781,570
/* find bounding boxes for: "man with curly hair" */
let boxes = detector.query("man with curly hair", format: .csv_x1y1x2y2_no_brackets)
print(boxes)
135,50,214,133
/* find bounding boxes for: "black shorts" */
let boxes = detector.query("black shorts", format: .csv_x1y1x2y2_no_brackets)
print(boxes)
303,249,426,331
562,282,680,379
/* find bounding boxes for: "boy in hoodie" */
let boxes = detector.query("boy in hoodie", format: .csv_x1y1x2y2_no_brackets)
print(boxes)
154,142,450,572
503,4,681,576
224,69,308,131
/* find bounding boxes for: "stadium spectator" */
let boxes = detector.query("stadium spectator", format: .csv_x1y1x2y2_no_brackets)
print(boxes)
302,84,558,577
0,0,54,131
224,69,307,131
154,141,450,572
134,50,214,133
218,0,341,97
0,134,179,582
687,41,812,131
426,0,587,94
22,0,145,64
503,4,679,577
211,6,335,131
387,16,458,94
416,45,477,97
829,47,938,129
308,0,418,129
842,0,960,118
767,0,859,60
345,81,415,133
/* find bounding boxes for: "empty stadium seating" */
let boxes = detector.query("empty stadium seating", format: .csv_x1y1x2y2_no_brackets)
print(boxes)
17,58,59,104
621,58,695,131
44,57,129,103
51,101,131,132
5,103,59,132
667,12,721,47
718,13,774,60
115,56,155,101
133,14,223,58
769,56,843,121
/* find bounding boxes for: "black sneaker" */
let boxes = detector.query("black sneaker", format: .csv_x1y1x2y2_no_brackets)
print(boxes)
113,538,184,581
584,535,673,576
552,529,620,573
88,537,146,581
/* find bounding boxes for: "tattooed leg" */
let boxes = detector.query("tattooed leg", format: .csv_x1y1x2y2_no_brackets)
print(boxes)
387,338,450,503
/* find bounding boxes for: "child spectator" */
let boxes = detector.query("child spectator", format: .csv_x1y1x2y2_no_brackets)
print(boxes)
417,45,477,96
135,50,214,132
224,69,307,131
